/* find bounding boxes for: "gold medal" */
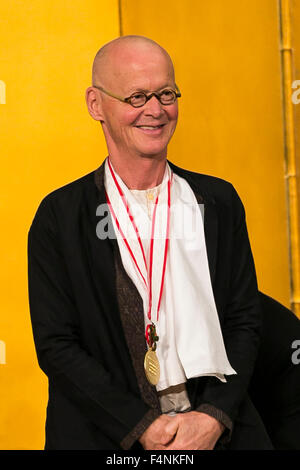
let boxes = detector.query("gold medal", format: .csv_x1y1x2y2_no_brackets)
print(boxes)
144,348,160,385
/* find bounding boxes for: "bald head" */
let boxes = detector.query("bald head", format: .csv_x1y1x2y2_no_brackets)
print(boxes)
86,35,179,169
91,35,175,88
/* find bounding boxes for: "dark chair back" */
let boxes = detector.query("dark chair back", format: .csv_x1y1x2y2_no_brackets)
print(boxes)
249,292,300,450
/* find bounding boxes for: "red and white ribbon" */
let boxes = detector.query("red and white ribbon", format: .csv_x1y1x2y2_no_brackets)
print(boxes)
105,157,172,341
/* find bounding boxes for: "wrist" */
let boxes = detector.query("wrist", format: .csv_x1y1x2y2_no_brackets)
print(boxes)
193,410,225,436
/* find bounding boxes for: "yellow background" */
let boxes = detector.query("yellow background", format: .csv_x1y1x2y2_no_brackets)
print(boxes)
0,0,119,449
0,0,299,449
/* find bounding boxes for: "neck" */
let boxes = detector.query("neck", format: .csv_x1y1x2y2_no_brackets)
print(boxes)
108,154,167,190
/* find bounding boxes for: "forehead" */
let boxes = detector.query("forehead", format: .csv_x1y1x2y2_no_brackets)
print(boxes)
105,44,175,93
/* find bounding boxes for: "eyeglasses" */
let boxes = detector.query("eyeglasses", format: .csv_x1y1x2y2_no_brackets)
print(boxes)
93,84,181,108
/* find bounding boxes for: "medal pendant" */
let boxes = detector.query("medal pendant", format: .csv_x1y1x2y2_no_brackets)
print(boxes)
144,348,160,386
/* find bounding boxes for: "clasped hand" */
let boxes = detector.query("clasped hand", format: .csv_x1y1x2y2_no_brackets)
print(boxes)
139,411,225,450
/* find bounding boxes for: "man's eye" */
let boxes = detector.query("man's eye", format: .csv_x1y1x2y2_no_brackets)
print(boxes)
161,90,173,97
160,90,175,103
131,93,145,101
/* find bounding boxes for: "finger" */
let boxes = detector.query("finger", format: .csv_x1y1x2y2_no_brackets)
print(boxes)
160,430,176,446
164,416,180,436
158,419,179,446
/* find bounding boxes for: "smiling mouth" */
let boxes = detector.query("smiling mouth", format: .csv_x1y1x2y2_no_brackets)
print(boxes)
135,124,165,130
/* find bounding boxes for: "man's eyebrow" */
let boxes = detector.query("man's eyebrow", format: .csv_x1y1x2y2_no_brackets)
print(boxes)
126,84,175,95
127,87,149,94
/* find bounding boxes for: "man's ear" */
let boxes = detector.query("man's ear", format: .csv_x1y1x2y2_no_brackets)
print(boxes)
85,86,105,122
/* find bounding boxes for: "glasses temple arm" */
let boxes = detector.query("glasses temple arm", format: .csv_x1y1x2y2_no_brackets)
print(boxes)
93,85,127,103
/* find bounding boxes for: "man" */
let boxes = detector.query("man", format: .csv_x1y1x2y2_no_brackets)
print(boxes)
28,35,272,450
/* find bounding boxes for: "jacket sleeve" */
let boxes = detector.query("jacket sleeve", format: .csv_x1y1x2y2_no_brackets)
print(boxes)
200,184,262,428
27,196,160,449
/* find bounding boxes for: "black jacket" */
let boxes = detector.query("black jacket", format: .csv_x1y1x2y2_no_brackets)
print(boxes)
28,160,272,450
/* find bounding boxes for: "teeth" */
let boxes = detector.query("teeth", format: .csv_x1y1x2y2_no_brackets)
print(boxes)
138,125,161,129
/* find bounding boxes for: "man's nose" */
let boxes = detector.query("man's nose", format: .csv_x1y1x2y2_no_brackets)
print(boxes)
143,95,164,117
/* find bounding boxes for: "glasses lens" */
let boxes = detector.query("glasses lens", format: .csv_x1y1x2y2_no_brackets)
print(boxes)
159,89,176,105
129,92,147,107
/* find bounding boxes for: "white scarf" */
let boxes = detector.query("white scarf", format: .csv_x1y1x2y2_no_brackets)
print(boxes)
104,158,236,391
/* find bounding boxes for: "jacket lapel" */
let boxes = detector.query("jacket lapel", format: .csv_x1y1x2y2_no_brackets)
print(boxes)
202,197,218,287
